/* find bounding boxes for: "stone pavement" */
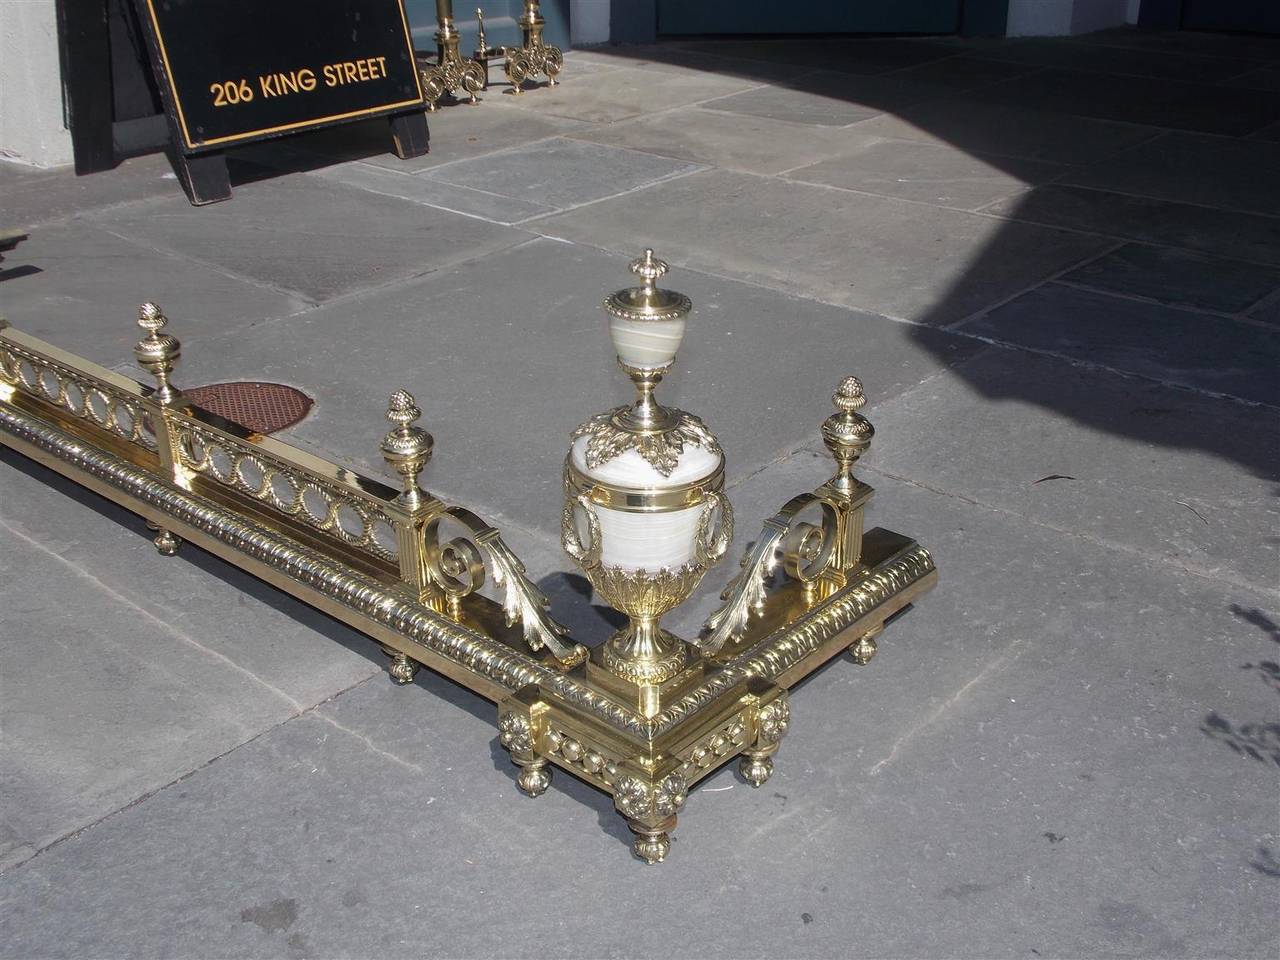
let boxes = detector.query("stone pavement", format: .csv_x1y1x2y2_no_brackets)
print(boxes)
2,27,1278,959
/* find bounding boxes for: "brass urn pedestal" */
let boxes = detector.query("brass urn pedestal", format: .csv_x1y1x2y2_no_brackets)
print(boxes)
0,249,936,867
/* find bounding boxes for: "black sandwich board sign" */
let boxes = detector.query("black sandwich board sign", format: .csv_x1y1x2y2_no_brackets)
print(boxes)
131,0,428,204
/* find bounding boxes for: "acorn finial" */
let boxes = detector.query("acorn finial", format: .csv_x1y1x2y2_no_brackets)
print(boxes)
833,376,865,413
380,389,433,507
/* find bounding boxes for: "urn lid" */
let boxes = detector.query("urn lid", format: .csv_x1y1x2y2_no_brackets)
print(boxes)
602,249,692,326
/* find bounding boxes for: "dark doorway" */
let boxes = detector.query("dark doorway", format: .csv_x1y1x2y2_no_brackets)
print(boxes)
657,1,964,36
1182,0,1280,34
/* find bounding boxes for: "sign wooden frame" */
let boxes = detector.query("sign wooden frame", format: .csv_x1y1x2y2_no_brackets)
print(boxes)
130,0,430,205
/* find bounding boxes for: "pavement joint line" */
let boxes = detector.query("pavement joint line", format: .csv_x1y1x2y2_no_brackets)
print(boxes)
184,232,544,343
8,179,175,231
940,239,1129,330
312,711,426,774
1030,178,1280,223
719,355,990,495
1243,284,1280,318
88,219,322,308
766,129,1051,179
522,228,921,328
507,71,784,128
858,461,1280,597
500,72,781,128
725,164,1070,220
409,132,595,180
0,672,383,876
963,197,1280,272
511,162,712,226
866,635,1032,775
0,512,318,713
308,172,548,227
1051,278,1280,329
939,326,1280,411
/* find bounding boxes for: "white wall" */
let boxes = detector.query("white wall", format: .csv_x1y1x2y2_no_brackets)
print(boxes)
1006,0,1129,35
0,0,73,168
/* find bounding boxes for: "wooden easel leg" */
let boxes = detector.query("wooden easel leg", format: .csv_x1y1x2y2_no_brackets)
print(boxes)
167,149,232,206
388,111,430,160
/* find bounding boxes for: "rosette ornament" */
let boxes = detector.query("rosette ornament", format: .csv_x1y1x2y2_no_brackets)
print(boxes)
563,251,732,700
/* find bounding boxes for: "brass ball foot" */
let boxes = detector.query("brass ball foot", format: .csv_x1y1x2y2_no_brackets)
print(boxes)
739,752,774,788
517,761,551,797
850,633,878,665
153,529,181,557
388,653,419,685
631,828,670,864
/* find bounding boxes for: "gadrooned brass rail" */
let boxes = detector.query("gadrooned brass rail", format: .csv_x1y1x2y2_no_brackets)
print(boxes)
0,308,936,862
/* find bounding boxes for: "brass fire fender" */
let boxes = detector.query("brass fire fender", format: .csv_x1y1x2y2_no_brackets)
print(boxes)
0,309,937,863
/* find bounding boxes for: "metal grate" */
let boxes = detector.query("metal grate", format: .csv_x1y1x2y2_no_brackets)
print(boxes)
184,382,312,435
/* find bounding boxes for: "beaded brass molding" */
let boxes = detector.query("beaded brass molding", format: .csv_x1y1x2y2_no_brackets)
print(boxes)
0,306,936,865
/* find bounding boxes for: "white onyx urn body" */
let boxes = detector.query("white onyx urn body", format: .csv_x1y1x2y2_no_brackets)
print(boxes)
563,251,732,698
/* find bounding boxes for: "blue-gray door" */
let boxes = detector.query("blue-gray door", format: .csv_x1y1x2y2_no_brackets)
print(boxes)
658,1,964,35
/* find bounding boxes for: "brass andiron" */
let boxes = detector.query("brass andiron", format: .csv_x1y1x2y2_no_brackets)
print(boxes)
0,252,936,865
417,0,486,110
474,2,563,94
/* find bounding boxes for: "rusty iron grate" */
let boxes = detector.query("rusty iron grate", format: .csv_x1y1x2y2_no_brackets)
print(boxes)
184,382,312,435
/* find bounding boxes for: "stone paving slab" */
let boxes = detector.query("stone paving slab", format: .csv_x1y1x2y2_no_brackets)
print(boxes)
497,65,760,125
534,168,1111,324
698,69,958,127
1226,65,1280,92
847,345,1280,593
672,37,959,75
569,46,813,85
1,154,179,229
0,462,1273,958
421,138,705,214
304,161,556,224
1079,27,1280,61
85,174,530,304
965,36,1254,82
986,184,1280,267
1249,290,1280,326
1252,122,1280,142
162,237,979,543
965,68,1280,136
565,106,871,176
0,221,308,365
879,54,1043,90
848,99,1160,165
959,283,1280,406
784,137,1068,211
1060,243,1280,315
0,450,379,871
238,103,592,175
1062,131,1280,217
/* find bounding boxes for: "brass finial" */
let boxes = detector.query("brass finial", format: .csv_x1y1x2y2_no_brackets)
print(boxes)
629,248,668,293
381,389,434,507
133,302,181,404
833,376,866,412
821,376,874,498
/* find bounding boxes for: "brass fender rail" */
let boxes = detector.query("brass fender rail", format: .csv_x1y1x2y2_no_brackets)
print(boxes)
0,312,936,862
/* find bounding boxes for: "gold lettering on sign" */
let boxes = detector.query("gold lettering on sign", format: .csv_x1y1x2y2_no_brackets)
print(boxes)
323,56,389,87
258,68,318,98
215,55,391,108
